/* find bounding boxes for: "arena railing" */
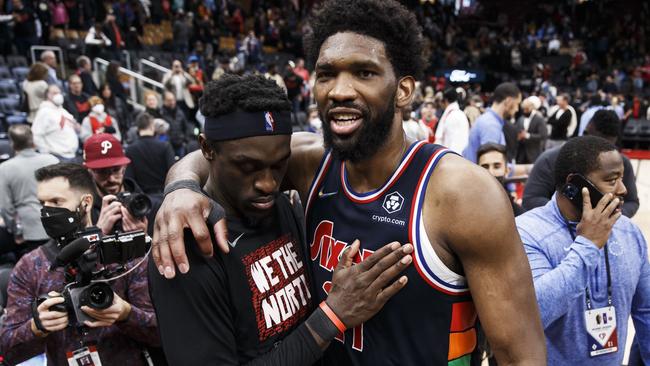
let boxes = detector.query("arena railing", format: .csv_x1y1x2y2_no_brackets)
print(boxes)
92,57,164,105
138,58,170,80
30,46,66,80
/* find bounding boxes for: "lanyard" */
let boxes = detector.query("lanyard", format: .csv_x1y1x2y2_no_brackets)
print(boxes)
566,223,613,309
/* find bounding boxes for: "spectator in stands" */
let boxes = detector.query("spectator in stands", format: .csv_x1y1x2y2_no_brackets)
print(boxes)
418,99,437,142
162,60,196,115
402,106,428,141
0,124,58,259
0,162,159,365
477,143,524,216
264,63,286,92
84,21,112,64
32,85,80,161
125,113,175,195
172,11,191,53
106,62,128,102
143,91,163,119
83,134,155,235
10,0,37,57
81,96,121,142
39,51,61,88
76,56,98,96
102,11,125,61
515,96,548,164
578,94,605,136
435,88,470,154
463,82,521,163
211,57,230,81
186,55,204,98
64,74,91,123
546,93,573,149
161,91,193,157
100,83,130,135
307,104,323,135
283,62,304,116
293,58,310,84
22,62,49,124
464,95,484,127
517,136,650,366
523,110,639,217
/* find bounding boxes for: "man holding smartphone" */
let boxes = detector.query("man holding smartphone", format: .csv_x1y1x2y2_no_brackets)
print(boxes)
516,135,650,365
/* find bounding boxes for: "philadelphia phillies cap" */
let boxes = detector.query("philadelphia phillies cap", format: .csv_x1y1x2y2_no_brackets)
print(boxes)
83,133,131,169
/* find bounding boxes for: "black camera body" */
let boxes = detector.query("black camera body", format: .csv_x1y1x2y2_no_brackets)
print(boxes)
45,227,148,327
113,192,152,219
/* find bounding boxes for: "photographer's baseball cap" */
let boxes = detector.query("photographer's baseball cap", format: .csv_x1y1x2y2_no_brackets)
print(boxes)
83,133,131,169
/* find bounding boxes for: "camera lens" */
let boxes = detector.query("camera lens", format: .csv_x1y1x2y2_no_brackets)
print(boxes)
84,283,114,309
127,194,152,218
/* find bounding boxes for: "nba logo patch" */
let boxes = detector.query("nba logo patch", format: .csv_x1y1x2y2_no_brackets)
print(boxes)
264,112,275,132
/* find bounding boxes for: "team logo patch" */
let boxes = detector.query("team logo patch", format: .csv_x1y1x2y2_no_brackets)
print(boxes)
264,112,275,132
100,140,113,155
382,191,404,214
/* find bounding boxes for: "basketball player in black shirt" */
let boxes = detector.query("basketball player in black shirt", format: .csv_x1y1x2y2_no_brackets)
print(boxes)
148,74,413,365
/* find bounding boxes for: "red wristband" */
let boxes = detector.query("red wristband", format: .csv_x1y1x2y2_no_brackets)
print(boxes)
319,301,346,333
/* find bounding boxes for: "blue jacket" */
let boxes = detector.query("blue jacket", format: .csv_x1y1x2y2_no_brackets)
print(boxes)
516,195,650,365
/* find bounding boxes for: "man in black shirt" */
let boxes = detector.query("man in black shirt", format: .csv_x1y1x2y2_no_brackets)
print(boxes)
64,74,91,123
546,94,573,149
125,113,176,195
523,109,639,217
10,0,37,57
148,75,413,365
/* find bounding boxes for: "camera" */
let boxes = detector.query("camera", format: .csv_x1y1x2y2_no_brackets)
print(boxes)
42,227,149,327
113,192,152,219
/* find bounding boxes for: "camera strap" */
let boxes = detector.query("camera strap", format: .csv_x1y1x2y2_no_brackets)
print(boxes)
31,300,49,334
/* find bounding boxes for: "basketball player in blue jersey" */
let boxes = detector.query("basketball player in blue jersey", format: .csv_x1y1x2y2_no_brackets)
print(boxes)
152,0,547,364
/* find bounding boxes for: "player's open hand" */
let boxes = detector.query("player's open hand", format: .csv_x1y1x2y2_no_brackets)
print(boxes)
325,240,412,328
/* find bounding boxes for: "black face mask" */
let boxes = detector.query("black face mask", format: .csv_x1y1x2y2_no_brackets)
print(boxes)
40,205,84,243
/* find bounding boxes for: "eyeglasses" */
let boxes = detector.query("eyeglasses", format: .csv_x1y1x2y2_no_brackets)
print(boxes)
92,166,125,177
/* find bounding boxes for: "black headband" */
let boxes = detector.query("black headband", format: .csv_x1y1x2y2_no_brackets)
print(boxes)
204,110,292,141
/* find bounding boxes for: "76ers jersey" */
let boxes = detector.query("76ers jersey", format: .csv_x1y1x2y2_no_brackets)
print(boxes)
305,141,477,366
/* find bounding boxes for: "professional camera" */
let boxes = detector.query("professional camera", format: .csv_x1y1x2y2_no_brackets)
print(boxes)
40,227,149,327
113,192,152,219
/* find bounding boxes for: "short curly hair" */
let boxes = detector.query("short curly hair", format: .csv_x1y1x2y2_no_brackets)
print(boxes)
554,136,617,190
199,74,291,118
304,0,424,80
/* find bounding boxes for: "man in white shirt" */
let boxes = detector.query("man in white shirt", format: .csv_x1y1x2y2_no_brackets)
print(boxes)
31,85,80,161
435,88,469,154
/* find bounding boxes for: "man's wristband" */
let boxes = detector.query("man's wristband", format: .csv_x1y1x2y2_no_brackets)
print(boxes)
305,306,341,342
319,301,346,333
163,179,203,197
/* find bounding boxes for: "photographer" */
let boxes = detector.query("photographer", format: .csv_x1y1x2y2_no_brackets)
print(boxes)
83,134,157,235
0,163,159,365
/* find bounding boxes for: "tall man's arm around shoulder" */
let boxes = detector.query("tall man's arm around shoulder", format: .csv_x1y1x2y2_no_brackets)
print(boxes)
152,132,324,277
425,154,546,365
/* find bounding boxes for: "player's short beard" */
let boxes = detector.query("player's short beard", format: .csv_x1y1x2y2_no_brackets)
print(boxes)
322,92,396,163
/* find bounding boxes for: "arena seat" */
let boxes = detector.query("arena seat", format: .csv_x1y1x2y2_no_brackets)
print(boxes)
6,115,27,125
0,80,19,98
11,67,29,83
0,97,21,115
0,264,14,309
6,55,28,68
0,67,10,80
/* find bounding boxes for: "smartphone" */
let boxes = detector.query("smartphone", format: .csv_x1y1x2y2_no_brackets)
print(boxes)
561,174,605,209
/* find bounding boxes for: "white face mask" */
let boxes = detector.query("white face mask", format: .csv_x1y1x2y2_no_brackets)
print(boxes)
51,93,64,106
92,104,105,114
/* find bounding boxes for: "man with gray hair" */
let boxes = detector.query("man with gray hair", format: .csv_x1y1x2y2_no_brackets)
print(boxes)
0,124,58,258
515,95,548,164
76,55,98,96
40,51,61,88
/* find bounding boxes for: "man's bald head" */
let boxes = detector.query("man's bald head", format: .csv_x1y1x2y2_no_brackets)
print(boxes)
8,124,33,151
40,51,57,67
